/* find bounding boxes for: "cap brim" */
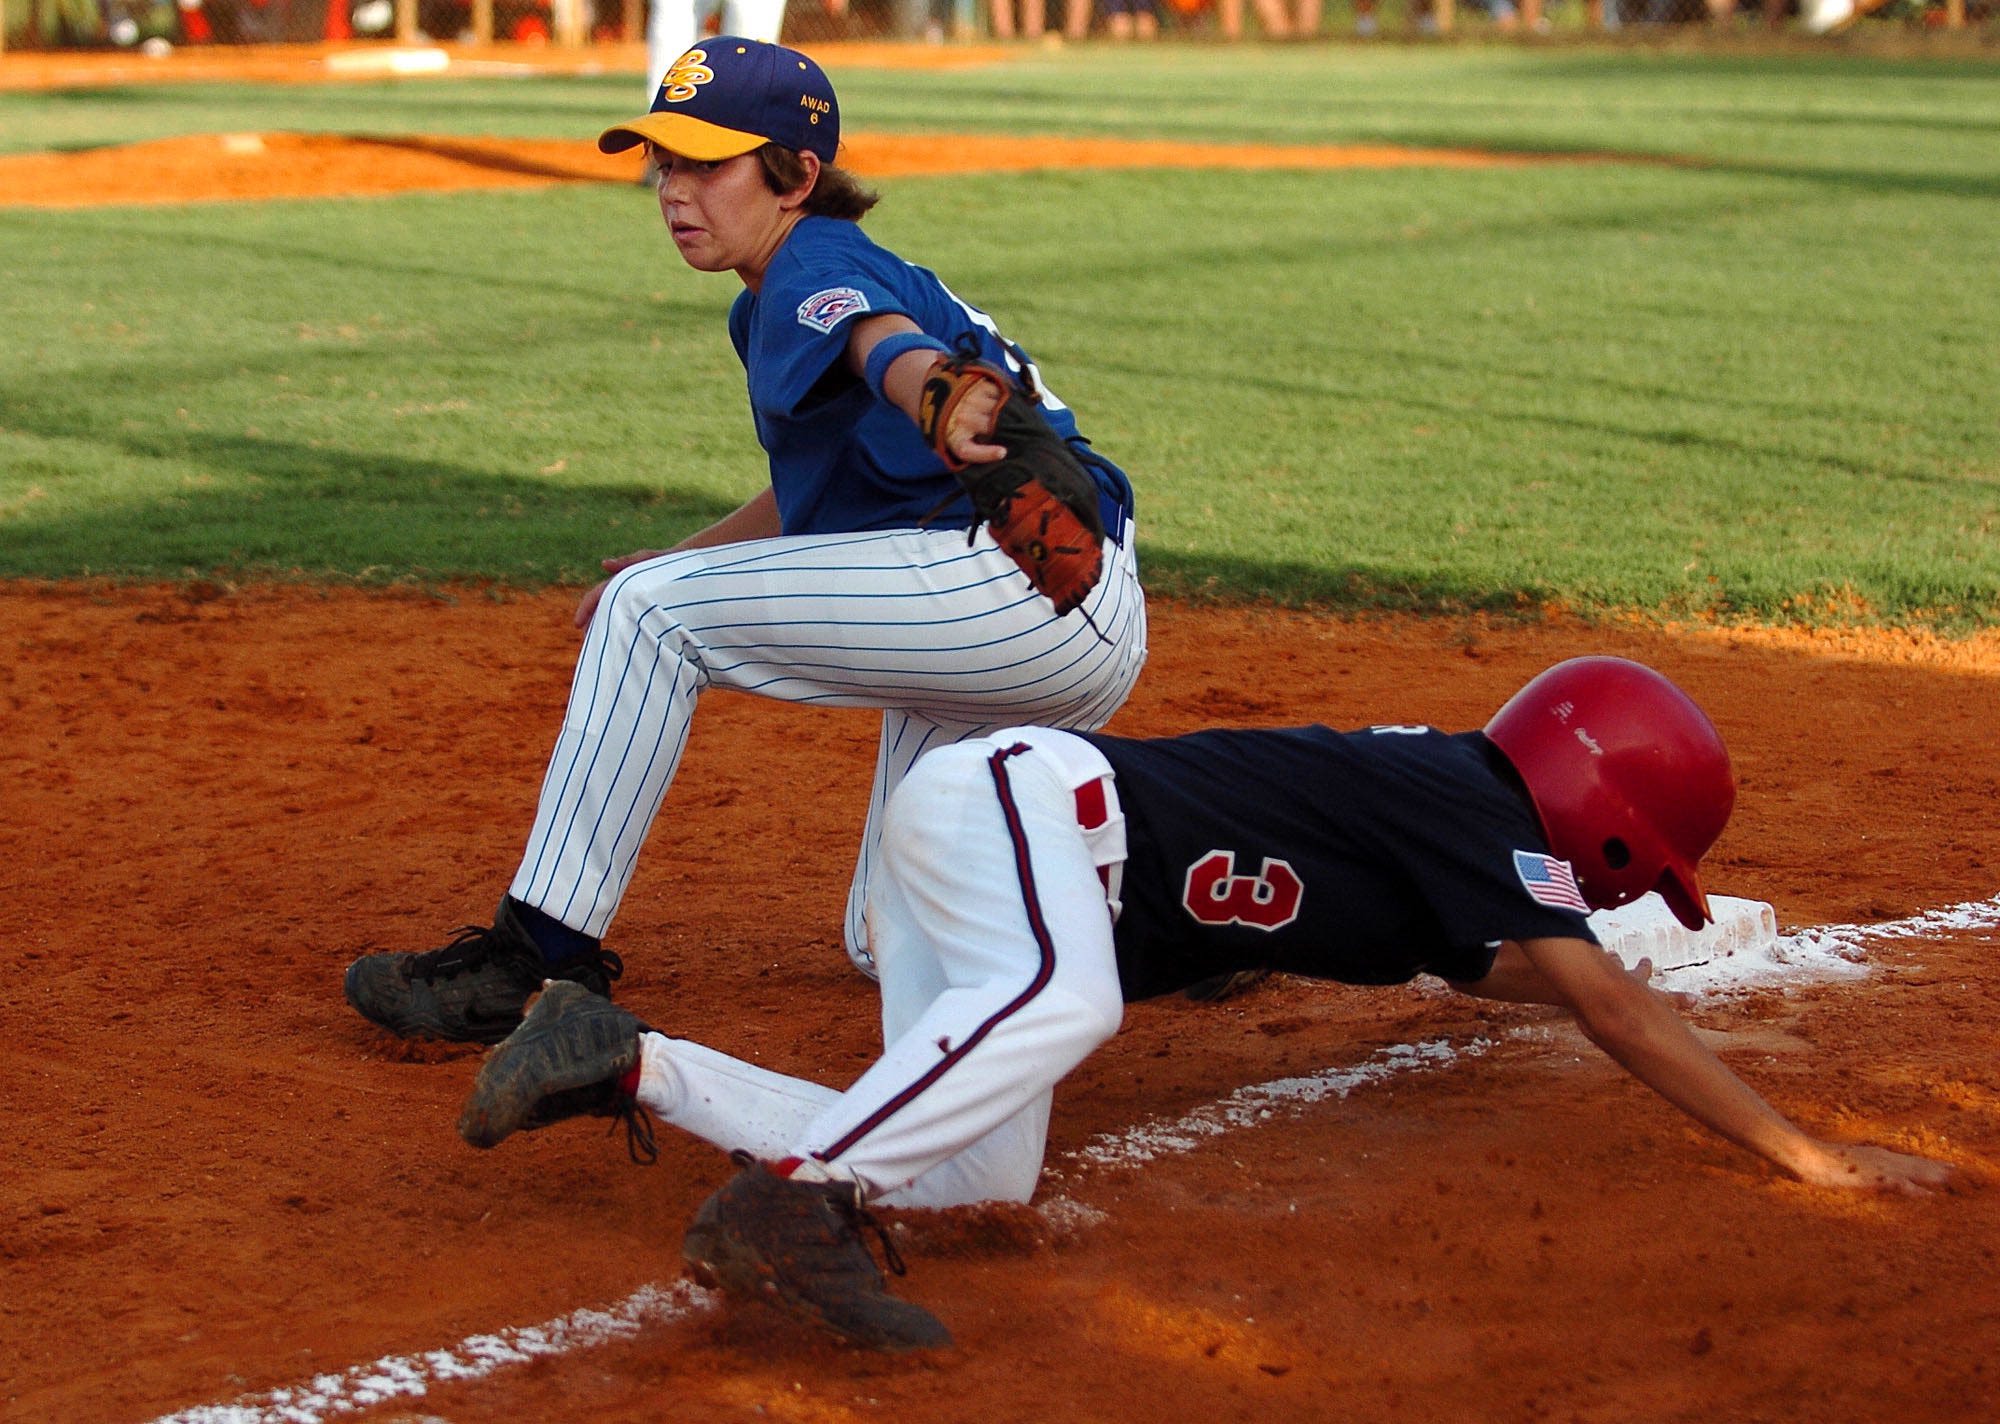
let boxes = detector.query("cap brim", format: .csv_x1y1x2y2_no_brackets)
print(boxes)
597,111,770,159
1655,865,1712,932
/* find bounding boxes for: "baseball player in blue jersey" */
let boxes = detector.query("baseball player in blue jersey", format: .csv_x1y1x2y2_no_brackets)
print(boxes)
456,657,1955,1350
343,38,1146,1046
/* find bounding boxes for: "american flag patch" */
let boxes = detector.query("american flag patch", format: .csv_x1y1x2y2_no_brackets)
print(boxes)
1512,849,1591,913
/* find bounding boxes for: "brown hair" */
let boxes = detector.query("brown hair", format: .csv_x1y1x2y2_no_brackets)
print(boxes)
756,143,879,222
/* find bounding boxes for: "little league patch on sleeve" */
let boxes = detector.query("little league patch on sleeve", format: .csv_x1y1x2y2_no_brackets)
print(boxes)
1513,849,1592,913
796,286,870,333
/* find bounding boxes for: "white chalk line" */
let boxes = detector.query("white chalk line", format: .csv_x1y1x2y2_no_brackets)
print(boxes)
1786,892,2000,951
1658,891,2000,997
145,1281,713,1424
1061,1036,1490,1173
145,893,1998,1424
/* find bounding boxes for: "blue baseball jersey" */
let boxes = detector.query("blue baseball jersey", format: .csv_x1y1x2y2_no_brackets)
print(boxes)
728,216,1133,538
1077,726,1599,1001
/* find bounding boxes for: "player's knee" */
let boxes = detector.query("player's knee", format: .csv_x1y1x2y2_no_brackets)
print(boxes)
599,555,701,635
881,743,992,850
1040,981,1124,1063
971,1151,1043,1206
603,558,663,608
1080,983,1126,1046
898,741,991,801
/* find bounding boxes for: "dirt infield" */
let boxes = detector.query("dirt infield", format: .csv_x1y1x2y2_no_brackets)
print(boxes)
0,128,1574,208
5,38,1996,1420
0,33,1633,207
5,583,1996,1423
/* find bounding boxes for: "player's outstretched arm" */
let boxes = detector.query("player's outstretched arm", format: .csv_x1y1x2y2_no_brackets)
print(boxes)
845,314,1005,467
1451,942,1690,1009
1507,936,1956,1196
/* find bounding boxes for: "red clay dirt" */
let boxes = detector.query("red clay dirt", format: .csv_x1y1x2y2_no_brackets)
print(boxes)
4,583,1997,1424
0,32,1617,208
0,128,1581,209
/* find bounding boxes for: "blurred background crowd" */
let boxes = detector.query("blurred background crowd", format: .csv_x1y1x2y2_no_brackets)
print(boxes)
4,0,1984,84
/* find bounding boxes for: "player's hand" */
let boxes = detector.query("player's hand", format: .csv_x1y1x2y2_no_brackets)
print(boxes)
575,550,669,630
914,355,1107,616
932,375,1008,467
1624,955,1695,1010
1793,1141,1958,1196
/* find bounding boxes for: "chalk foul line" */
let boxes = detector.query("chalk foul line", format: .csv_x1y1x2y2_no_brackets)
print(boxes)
1788,892,2000,951
147,1280,713,1424
146,894,1998,1424
1059,1036,1490,1173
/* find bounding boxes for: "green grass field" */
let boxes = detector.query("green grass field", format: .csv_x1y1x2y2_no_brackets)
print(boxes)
2,45,1996,624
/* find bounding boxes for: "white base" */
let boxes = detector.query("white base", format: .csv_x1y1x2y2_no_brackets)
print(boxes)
1589,894,1778,973
1801,0,1855,31
324,47,451,76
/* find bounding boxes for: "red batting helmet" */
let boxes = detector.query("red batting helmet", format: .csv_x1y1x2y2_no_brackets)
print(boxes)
1484,656,1734,931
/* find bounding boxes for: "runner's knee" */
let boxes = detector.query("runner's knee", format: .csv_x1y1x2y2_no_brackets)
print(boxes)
880,743,993,853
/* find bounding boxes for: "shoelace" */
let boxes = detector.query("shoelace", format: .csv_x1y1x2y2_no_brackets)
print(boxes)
863,1208,908,1278
608,1098,658,1166
829,1186,907,1278
405,924,502,980
726,1150,909,1278
404,928,626,986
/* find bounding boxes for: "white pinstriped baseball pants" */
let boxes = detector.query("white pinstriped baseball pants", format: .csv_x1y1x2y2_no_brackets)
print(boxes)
631,727,1129,1207
508,522,1145,972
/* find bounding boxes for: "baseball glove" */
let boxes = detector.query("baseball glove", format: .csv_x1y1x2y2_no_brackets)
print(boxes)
916,357,1106,618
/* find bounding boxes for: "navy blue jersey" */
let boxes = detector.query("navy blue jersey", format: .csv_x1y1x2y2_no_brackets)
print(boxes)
728,216,1133,539
1077,726,1599,1002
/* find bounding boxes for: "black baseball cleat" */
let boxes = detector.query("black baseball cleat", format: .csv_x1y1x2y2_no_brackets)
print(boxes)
343,897,622,1045
683,1154,953,1353
457,980,657,1162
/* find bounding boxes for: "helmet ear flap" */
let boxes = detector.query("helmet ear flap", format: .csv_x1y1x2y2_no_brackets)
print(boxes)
1654,864,1711,933
1484,656,1733,925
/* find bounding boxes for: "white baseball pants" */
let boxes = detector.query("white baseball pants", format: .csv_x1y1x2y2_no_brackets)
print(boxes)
631,727,1128,1206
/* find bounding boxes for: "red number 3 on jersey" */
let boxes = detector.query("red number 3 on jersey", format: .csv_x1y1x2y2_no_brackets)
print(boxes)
1182,850,1305,930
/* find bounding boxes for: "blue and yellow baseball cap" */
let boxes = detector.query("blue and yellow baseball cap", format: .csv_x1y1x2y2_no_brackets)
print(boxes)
598,38,839,163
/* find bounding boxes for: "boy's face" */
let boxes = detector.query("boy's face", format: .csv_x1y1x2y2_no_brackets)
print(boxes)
650,146,788,280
